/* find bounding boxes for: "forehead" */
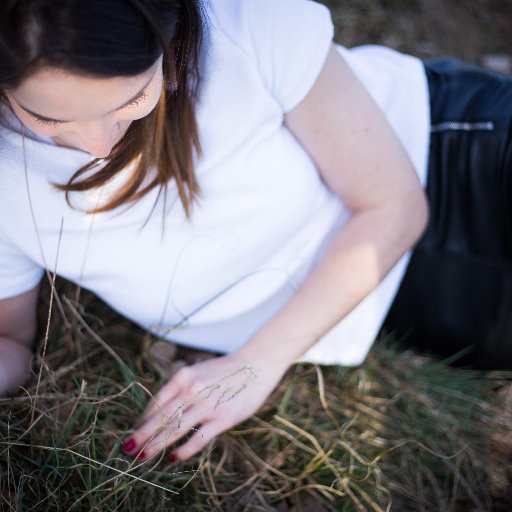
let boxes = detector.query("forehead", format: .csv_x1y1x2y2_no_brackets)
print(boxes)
8,63,158,121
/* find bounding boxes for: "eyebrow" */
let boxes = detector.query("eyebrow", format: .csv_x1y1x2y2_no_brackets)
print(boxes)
18,72,156,123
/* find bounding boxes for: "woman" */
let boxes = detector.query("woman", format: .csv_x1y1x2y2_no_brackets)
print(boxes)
0,0,509,463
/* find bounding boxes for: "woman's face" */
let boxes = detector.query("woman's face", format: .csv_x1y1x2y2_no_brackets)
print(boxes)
4,57,163,158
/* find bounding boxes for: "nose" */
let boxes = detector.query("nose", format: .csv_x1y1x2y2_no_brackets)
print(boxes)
75,118,121,158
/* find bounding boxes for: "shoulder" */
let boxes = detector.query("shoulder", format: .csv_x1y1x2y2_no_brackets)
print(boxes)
203,0,334,111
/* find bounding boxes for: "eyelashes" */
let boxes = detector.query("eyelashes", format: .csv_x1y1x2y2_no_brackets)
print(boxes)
31,87,150,126
33,117,65,127
125,89,148,108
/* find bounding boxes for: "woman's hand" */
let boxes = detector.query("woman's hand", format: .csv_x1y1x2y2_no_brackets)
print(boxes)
122,352,291,462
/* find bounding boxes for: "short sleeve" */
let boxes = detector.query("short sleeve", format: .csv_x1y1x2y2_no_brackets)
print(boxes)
0,232,44,300
245,0,334,112
209,0,334,113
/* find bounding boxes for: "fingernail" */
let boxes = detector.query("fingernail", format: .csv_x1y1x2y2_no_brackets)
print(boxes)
169,452,179,462
122,438,137,454
138,451,147,460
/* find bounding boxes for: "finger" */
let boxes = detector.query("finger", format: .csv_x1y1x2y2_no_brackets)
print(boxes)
171,418,226,462
127,396,188,456
139,400,215,459
142,366,213,422
142,377,184,421
128,373,218,457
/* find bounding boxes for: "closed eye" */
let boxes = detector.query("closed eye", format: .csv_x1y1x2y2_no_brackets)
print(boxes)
32,114,67,126
123,88,148,109
30,87,149,127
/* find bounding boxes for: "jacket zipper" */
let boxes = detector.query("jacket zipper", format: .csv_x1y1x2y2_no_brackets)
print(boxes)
431,121,494,133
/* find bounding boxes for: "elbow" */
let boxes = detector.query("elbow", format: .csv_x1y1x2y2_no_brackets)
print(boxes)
399,185,429,250
414,188,430,243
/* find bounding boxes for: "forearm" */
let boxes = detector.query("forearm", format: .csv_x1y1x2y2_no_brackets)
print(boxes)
238,199,428,365
0,335,33,396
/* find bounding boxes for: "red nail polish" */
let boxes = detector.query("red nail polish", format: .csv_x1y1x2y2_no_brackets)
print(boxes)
169,452,179,462
138,451,147,460
122,438,137,454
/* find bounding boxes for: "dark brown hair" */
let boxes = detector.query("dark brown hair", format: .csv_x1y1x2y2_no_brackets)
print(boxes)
0,0,204,216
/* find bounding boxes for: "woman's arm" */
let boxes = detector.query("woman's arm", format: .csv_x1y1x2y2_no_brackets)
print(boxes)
0,285,39,396
128,45,428,462
238,44,429,364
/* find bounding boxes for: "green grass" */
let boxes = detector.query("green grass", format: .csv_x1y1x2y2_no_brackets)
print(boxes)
1,281,511,511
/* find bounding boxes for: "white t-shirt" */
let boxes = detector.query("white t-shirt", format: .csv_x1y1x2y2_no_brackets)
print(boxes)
0,0,430,365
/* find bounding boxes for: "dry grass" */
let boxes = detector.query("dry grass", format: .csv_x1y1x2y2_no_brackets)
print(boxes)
0,280,511,511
